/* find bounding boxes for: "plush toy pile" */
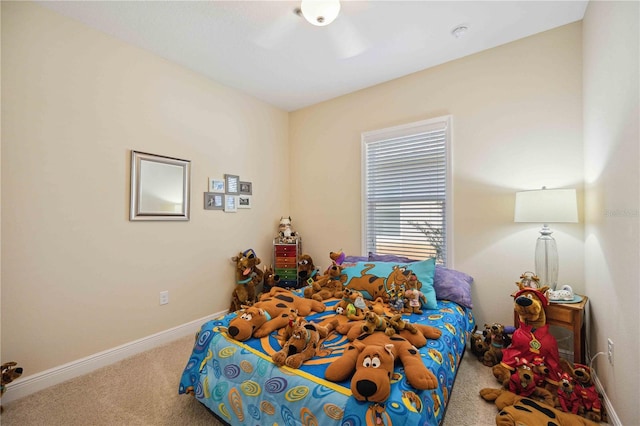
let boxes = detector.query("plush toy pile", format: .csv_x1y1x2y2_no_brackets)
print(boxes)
475,280,606,424
224,254,447,409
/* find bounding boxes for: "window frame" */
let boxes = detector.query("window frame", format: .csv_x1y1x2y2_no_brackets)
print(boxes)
360,115,453,265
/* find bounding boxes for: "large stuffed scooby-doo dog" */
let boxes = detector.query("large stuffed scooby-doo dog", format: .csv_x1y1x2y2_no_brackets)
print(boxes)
493,283,562,387
227,288,325,341
479,389,599,426
325,321,442,402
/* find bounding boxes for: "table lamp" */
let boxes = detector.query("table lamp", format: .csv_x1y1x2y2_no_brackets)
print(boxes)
514,187,578,290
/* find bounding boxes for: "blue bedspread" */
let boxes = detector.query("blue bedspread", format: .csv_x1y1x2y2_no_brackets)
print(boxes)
179,298,475,426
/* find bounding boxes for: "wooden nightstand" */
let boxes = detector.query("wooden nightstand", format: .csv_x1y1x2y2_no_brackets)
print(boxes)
513,294,589,364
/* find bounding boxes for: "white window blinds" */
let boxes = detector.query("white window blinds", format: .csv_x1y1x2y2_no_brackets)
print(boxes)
362,116,451,264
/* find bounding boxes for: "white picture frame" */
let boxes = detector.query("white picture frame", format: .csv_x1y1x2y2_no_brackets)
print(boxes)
225,195,238,212
209,178,225,193
238,195,252,209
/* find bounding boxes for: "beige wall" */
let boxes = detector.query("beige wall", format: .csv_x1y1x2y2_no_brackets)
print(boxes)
583,1,639,424
290,23,584,329
1,2,289,374
5,4,636,421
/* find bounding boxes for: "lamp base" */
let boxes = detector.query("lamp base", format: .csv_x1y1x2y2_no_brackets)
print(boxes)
534,225,559,291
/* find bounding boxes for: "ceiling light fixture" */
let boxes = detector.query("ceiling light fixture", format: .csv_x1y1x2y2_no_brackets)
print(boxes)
299,0,341,27
451,25,469,39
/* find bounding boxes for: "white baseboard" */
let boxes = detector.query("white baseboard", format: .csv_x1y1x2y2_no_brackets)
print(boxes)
593,371,621,426
3,311,226,404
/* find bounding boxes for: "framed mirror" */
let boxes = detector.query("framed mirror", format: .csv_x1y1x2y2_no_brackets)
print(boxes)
130,151,191,221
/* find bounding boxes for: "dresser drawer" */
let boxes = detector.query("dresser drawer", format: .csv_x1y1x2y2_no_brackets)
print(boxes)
275,245,297,255
275,268,298,280
275,258,297,268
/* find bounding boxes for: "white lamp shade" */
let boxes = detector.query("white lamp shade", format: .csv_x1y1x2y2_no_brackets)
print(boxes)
300,0,341,26
514,188,578,224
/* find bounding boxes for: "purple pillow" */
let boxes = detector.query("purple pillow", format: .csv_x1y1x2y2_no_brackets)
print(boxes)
368,252,418,263
433,265,473,308
343,255,368,263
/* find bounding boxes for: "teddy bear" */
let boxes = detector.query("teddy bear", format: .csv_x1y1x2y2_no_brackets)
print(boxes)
229,249,264,312
272,320,337,369
325,321,442,402
404,288,427,314
227,287,325,341
493,284,563,387
479,389,600,426
303,261,346,301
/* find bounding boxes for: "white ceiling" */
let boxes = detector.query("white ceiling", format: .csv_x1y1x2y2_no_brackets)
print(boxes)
37,1,588,111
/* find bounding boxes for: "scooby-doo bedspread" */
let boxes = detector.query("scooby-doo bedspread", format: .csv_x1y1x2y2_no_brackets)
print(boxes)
179,294,475,426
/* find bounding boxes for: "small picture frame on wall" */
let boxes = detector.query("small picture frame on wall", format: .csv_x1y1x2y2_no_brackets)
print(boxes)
239,181,252,195
225,174,240,195
238,195,252,209
209,178,225,193
225,195,238,212
204,192,224,210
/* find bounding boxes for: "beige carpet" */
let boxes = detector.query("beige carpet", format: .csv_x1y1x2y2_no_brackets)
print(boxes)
2,335,501,426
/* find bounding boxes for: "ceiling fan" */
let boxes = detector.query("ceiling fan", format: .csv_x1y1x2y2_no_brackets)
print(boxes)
296,0,341,26
254,0,371,59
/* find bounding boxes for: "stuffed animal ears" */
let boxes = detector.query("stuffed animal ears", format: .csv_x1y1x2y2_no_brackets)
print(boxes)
384,344,394,358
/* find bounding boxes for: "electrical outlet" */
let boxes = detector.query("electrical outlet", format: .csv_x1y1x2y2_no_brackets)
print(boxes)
607,338,614,365
160,290,169,305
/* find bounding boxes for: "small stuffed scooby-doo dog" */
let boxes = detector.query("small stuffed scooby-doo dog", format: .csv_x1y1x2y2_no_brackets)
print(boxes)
1,362,23,413
361,311,396,336
469,325,490,359
229,249,264,312
482,323,510,367
272,320,337,369
569,362,604,422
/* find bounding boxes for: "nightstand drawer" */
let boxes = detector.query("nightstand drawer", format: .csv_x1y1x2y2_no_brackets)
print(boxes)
546,305,573,324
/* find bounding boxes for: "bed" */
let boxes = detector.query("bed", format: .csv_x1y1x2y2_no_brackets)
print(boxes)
179,257,475,426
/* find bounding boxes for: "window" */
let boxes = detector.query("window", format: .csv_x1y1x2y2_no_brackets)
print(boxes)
362,116,451,265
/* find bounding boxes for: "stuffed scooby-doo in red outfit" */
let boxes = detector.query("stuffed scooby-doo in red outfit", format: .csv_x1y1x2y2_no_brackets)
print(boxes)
493,284,562,387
